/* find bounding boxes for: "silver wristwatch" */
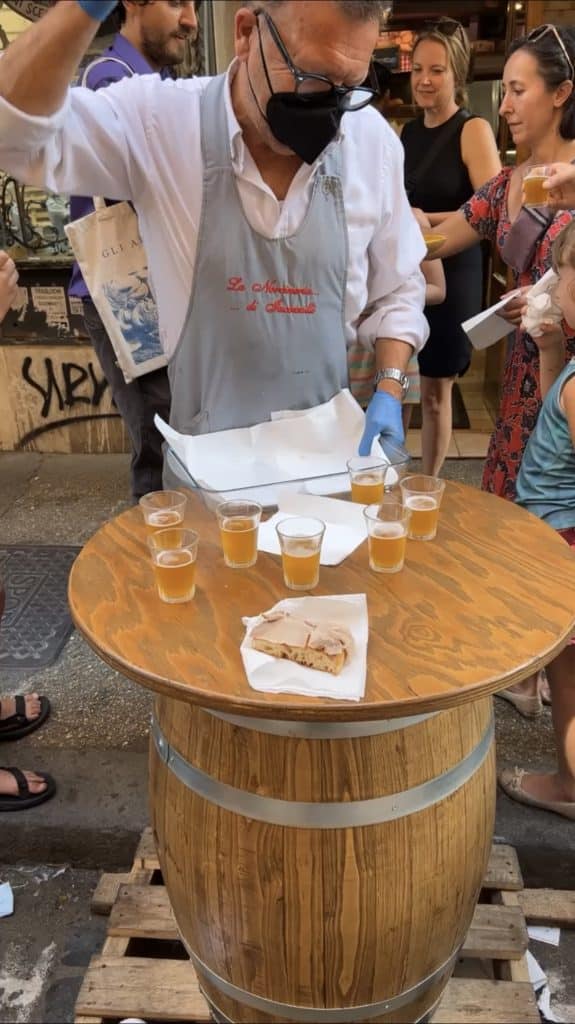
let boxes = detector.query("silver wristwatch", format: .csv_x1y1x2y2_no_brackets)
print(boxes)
374,368,410,398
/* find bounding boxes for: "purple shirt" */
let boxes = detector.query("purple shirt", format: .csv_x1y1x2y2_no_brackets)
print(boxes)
69,35,171,299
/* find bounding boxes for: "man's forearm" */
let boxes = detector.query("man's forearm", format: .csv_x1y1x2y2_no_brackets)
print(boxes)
374,338,412,400
0,0,104,116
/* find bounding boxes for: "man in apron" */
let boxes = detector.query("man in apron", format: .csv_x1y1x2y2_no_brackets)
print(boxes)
0,0,429,470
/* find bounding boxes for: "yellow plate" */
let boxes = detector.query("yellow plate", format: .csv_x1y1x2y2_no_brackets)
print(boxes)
422,233,446,257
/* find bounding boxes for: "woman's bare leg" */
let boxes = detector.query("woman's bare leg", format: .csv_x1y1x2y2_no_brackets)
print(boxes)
420,376,456,477
516,644,575,802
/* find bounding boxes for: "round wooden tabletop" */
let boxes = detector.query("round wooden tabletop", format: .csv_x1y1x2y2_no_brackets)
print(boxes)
68,482,575,721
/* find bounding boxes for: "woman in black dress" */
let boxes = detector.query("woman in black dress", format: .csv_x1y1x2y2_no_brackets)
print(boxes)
402,19,501,475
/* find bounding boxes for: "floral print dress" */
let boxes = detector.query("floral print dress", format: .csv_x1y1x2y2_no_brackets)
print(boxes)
462,166,575,501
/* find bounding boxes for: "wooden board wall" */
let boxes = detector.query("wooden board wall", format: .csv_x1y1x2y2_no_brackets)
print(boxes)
542,1,572,26
0,344,129,453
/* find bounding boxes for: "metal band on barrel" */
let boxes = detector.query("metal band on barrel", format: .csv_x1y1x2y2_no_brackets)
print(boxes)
205,708,438,738
207,990,443,1024
151,715,494,829
186,942,458,1022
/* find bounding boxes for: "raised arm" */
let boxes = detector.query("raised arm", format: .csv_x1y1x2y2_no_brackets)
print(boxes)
0,0,140,202
0,0,115,115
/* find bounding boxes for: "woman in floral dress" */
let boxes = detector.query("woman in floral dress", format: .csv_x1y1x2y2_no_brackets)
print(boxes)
417,24,575,716
421,24,575,503
464,167,575,501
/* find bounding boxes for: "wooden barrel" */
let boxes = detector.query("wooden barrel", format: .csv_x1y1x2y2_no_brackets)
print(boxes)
150,693,495,1024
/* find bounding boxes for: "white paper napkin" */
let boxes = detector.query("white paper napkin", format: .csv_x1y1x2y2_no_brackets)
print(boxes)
258,493,367,565
521,269,562,337
241,594,368,701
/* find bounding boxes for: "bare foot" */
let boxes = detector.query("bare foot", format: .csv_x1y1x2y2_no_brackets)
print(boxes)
0,693,41,723
520,771,575,804
0,767,47,796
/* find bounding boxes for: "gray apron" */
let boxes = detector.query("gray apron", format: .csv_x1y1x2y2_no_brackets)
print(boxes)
166,74,349,485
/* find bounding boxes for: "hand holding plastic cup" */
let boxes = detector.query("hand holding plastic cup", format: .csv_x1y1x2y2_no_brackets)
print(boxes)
523,165,550,207
275,517,325,591
148,527,199,604
139,490,187,534
364,498,410,574
216,500,262,569
400,475,446,541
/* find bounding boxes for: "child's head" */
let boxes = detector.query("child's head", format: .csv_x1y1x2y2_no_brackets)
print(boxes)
552,221,575,329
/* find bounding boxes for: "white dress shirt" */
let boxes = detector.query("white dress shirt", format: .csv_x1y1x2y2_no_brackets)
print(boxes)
0,63,428,359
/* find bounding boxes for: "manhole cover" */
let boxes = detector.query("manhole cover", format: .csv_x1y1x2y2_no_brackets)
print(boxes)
0,545,81,669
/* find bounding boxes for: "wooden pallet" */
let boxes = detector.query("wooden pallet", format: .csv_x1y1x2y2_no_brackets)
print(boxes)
75,828,571,1024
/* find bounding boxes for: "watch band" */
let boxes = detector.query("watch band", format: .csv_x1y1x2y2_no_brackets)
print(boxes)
374,368,410,397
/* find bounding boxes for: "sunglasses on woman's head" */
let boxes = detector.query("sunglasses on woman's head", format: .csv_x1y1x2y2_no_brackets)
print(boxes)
423,18,465,39
527,24,575,82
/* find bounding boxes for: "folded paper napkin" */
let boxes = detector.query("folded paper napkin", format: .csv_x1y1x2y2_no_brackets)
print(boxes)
241,594,368,701
258,493,367,566
521,269,562,338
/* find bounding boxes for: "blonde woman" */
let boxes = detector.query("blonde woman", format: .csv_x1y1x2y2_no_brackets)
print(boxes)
401,18,501,475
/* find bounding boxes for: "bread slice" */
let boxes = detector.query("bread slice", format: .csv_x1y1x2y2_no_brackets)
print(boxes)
251,611,353,676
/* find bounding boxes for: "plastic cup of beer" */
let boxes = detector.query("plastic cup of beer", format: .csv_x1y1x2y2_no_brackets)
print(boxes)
276,517,325,591
364,498,410,574
139,490,187,536
400,475,446,541
523,165,549,207
216,500,262,569
347,456,388,505
148,527,199,604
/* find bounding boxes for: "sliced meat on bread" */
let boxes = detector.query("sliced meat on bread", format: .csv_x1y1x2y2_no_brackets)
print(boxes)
251,610,353,676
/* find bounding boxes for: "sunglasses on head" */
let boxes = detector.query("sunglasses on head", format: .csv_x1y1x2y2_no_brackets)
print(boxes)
423,18,464,39
527,24,575,82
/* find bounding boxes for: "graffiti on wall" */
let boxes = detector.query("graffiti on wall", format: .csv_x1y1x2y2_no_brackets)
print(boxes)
15,354,121,449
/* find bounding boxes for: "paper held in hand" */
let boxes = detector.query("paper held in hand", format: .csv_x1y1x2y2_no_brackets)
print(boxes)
461,289,521,350
461,269,560,350
155,390,394,505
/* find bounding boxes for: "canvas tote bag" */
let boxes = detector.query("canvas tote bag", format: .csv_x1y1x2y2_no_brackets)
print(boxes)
65,57,167,383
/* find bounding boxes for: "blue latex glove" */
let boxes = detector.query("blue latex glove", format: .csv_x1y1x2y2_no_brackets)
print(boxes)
358,391,404,456
77,0,118,20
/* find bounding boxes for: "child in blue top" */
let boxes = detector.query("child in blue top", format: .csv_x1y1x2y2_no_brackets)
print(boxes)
500,220,575,820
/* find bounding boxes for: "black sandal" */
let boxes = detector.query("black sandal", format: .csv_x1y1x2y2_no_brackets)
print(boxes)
0,695,51,742
0,766,56,811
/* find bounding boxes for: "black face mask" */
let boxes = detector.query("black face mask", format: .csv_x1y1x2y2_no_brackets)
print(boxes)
266,91,344,165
